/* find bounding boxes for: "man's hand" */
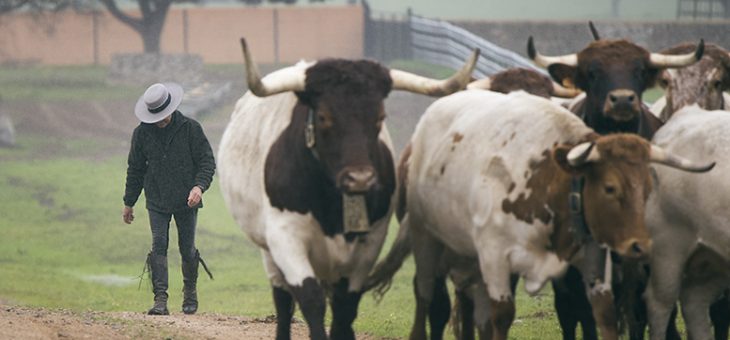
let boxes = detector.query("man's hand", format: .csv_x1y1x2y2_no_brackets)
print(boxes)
188,186,203,207
123,206,134,224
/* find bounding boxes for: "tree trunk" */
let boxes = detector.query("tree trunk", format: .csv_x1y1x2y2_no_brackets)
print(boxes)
100,0,171,54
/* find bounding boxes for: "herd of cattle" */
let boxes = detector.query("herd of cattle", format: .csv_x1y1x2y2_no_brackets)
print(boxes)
215,22,730,340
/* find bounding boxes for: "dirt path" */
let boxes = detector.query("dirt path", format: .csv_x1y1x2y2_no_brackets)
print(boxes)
0,304,386,340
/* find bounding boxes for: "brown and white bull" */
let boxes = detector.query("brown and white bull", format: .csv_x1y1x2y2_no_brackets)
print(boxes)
366,67,582,340
369,89,712,340
644,106,727,340
217,38,477,340
650,42,730,121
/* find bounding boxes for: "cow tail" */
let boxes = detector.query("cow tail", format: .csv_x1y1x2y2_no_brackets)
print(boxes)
363,213,412,302
450,293,463,340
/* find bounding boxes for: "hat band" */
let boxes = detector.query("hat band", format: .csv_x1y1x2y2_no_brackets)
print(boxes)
148,94,172,114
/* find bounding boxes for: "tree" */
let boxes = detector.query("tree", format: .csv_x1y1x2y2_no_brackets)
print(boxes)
98,0,197,54
1,0,330,53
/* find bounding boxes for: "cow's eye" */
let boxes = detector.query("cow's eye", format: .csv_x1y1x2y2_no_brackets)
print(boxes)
604,185,616,195
714,80,723,90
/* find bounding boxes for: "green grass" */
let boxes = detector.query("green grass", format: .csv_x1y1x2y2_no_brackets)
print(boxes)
0,65,138,102
0,63,681,339
0,150,577,338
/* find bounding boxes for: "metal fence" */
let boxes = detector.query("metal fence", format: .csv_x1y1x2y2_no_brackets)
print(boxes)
364,8,542,78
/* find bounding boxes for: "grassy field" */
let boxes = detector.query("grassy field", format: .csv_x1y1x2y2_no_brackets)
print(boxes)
0,63,673,339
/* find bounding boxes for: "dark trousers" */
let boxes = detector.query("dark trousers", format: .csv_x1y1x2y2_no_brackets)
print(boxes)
148,208,198,262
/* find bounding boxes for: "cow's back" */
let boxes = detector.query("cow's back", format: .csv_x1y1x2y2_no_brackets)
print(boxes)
407,90,591,258
218,92,298,247
648,106,730,260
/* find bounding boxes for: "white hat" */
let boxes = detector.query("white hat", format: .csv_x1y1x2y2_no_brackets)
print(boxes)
134,82,184,123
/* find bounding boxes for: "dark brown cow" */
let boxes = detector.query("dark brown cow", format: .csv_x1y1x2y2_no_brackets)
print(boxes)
467,67,582,99
528,37,703,138
218,38,478,340
528,36,704,340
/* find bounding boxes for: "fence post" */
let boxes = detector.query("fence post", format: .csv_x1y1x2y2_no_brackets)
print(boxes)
183,9,189,54
92,10,99,65
273,8,280,64
405,7,413,60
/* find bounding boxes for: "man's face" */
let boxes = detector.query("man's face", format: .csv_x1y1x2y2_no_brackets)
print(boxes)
155,115,172,128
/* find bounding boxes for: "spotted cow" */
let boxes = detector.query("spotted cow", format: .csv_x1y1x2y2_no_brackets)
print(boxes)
367,89,712,340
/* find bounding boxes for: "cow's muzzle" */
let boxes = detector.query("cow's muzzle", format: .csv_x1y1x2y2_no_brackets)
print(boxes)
338,167,377,194
603,89,641,122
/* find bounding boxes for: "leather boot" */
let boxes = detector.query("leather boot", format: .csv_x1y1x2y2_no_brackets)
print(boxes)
181,250,200,315
147,252,169,315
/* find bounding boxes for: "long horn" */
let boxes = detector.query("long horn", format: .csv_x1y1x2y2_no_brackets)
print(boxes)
390,48,480,97
649,145,715,173
588,21,601,41
567,142,600,167
240,38,307,97
528,36,578,68
649,39,705,68
552,82,582,98
466,77,492,90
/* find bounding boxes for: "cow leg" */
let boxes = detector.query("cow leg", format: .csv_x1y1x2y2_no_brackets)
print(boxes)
289,277,328,340
262,251,296,340
410,221,446,340
487,297,514,340
329,278,362,340
266,223,327,340
471,281,493,340
479,254,515,340
273,286,295,340
428,276,451,340
710,292,730,340
454,288,475,340
645,248,690,340
552,266,596,340
680,280,717,340
411,276,430,340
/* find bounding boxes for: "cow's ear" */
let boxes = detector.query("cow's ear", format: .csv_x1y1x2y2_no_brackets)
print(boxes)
547,64,578,90
553,144,583,174
295,90,317,107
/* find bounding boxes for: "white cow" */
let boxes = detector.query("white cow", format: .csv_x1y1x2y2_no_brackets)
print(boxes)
645,105,729,340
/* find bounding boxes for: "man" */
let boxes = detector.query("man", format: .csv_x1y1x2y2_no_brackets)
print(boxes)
122,82,215,315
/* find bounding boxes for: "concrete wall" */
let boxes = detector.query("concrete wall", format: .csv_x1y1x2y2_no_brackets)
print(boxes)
0,5,364,65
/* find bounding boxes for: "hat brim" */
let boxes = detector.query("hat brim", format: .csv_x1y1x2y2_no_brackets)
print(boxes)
134,82,184,123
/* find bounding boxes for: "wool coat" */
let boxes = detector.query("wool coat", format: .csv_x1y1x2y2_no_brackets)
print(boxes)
124,111,215,213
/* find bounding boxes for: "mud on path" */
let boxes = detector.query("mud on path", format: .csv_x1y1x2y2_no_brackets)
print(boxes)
0,303,388,340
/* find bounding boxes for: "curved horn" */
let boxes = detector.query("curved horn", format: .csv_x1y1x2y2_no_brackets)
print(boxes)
552,82,582,98
390,48,480,97
466,77,492,90
588,21,601,41
649,39,705,69
240,38,307,97
649,144,715,173
567,142,600,167
528,36,578,68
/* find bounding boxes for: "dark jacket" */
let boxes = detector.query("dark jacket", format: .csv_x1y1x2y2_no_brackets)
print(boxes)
124,111,216,213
